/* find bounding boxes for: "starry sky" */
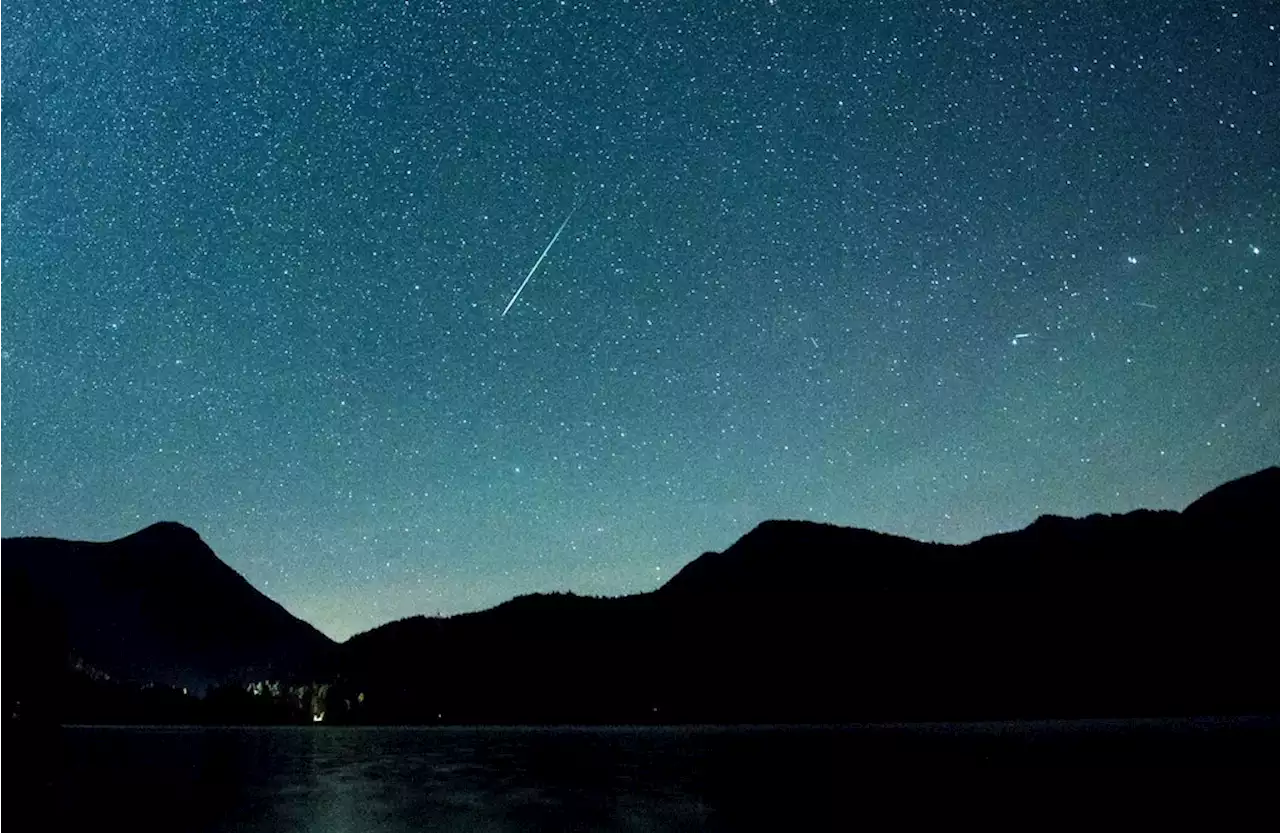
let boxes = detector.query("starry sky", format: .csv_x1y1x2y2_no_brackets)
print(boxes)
2,1,1278,640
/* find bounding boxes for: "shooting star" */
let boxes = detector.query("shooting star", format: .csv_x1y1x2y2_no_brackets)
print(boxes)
1012,332,1032,344
501,200,580,318
1135,301,1157,309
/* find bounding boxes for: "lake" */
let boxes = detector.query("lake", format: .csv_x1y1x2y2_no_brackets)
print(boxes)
11,719,1278,831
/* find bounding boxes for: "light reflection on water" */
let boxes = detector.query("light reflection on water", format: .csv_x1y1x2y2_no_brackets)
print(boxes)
20,720,1279,831
37,726,721,832
231,727,716,832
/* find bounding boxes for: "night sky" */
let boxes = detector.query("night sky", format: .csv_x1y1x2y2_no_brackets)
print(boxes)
3,1,1277,640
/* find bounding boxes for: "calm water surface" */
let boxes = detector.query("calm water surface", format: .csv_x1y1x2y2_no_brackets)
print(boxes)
17,719,1279,831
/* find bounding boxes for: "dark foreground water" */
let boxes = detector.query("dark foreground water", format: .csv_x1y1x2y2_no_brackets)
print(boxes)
11,719,1279,831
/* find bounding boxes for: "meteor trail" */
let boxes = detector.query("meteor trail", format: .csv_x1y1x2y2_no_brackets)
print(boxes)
501,201,580,318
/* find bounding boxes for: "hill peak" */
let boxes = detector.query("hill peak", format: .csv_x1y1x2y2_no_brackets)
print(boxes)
123,521,204,542
1183,466,1280,520
3,521,335,692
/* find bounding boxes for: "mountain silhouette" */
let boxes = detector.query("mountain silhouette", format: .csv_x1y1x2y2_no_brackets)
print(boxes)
4,467,1277,724
3,522,334,700
1182,465,1280,536
341,467,1279,724
658,522,942,595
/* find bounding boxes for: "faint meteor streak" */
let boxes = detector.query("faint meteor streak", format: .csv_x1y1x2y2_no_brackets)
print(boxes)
1135,301,1157,309
501,201,580,318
